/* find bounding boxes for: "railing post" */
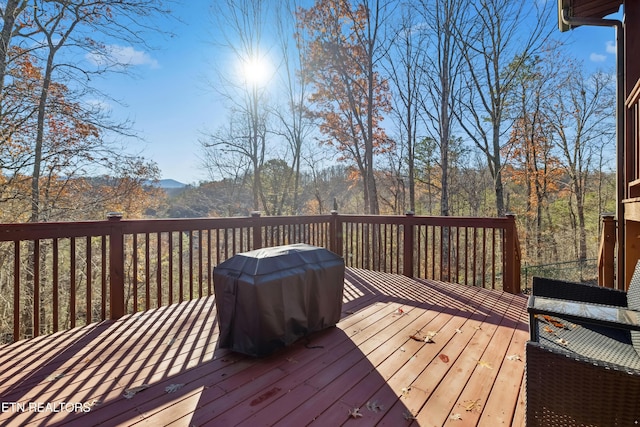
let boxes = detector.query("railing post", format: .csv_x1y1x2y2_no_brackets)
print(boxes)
403,211,415,278
251,211,262,250
330,210,343,257
598,213,616,288
108,212,125,319
504,213,521,294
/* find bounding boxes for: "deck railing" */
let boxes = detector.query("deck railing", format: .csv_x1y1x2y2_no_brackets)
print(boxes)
598,214,616,288
0,212,520,342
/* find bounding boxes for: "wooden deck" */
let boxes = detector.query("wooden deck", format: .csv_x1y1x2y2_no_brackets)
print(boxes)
0,268,528,426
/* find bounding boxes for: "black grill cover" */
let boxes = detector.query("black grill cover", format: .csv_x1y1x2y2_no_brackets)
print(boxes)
213,243,345,357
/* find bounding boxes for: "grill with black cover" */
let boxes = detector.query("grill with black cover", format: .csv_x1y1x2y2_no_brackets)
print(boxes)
213,243,345,357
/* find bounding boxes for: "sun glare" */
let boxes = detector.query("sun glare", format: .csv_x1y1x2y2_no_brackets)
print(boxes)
241,55,271,87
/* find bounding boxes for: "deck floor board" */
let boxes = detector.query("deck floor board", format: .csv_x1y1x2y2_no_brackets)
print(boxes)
0,268,528,426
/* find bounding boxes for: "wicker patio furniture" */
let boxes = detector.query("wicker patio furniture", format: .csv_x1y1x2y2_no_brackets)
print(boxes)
526,265,640,426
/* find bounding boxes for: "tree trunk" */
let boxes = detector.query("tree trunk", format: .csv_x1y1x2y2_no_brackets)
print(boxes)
0,0,24,99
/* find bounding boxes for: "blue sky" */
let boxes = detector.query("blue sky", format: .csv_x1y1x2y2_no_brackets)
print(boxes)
92,2,620,185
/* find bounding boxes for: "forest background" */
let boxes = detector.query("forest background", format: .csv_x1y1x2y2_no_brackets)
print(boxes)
0,0,617,280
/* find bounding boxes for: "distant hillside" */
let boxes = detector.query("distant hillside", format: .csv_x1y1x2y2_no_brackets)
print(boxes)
159,179,188,189
146,179,188,189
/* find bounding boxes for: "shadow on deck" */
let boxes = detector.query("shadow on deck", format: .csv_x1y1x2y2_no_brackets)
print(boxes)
0,268,528,426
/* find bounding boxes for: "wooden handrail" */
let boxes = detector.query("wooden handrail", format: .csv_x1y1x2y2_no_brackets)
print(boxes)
0,213,521,342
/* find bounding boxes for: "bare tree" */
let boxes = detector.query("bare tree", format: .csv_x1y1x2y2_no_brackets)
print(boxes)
383,3,428,213
547,67,615,261
0,1,28,99
270,0,316,215
202,0,272,212
504,52,563,263
456,0,552,216
418,0,468,218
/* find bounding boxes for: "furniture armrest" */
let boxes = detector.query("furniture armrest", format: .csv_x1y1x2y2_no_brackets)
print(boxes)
532,277,627,307
528,295,640,342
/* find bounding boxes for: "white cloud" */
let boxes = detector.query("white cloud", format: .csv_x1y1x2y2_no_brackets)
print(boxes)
606,40,617,54
86,45,159,69
590,53,607,62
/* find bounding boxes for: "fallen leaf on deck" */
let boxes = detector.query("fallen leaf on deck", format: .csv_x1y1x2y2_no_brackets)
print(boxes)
250,387,281,406
46,373,66,382
165,383,184,393
477,360,493,369
348,407,363,418
410,330,437,343
399,347,406,352
556,338,569,346
474,326,482,330
462,399,482,412
439,354,450,363
450,413,462,420
123,384,150,399
543,326,555,334
392,308,406,316
366,400,384,412
506,354,522,361
403,410,417,420
455,328,463,334
401,386,412,396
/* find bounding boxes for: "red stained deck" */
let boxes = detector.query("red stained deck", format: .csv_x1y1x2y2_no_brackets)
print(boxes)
0,269,528,426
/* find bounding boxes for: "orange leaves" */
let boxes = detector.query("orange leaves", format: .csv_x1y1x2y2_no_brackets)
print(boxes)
391,307,406,316
543,315,566,329
476,360,493,369
297,0,392,168
461,399,482,412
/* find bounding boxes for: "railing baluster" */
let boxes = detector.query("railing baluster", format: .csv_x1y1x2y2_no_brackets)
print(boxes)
168,232,174,304
464,227,469,286
207,229,212,295
53,239,59,333
198,230,203,298
157,232,162,307
13,241,19,341
492,228,496,290
179,232,184,303
145,233,150,310
189,230,194,300
132,233,138,312
86,236,91,325
455,227,460,284
482,227,487,287
32,240,39,337
101,236,107,319
472,229,477,287
70,237,76,327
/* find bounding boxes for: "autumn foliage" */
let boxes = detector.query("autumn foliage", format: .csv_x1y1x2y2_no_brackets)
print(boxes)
297,0,392,214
